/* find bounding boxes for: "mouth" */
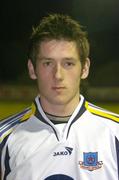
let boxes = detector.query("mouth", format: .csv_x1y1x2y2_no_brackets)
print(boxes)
52,86,66,92
52,86,66,90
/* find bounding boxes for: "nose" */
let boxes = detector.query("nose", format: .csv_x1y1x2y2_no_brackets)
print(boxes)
53,64,64,81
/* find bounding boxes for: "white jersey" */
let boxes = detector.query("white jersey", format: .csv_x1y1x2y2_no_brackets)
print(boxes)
0,95,119,180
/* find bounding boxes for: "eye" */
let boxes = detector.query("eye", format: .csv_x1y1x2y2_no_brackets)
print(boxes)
42,60,53,67
44,61,51,66
64,61,75,68
66,62,74,66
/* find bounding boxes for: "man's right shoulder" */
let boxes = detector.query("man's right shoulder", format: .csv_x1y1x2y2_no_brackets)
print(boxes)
0,107,32,145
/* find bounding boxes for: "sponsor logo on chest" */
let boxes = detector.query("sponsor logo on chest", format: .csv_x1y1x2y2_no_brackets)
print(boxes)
53,147,73,156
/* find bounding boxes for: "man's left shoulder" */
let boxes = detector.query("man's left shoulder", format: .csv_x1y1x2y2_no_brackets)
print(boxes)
85,101,119,123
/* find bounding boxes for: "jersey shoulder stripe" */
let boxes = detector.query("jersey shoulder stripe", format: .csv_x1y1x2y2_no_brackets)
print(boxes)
0,107,32,145
85,101,119,123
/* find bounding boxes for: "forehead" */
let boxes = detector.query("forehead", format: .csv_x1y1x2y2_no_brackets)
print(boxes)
39,39,79,54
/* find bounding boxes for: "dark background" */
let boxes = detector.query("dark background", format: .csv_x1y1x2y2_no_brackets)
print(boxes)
0,0,119,86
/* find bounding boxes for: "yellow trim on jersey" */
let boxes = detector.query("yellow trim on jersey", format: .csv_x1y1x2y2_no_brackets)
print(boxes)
85,101,119,123
0,128,13,143
21,103,36,122
31,103,36,114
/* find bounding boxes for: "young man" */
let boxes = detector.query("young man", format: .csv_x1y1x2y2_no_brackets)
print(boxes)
0,14,119,180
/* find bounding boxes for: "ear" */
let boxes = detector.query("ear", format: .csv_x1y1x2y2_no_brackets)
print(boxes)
27,59,37,80
81,58,90,79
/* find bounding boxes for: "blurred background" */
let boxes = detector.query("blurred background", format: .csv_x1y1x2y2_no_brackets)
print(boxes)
0,0,119,119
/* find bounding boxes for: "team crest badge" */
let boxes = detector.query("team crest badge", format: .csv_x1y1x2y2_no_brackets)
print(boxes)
79,152,103,171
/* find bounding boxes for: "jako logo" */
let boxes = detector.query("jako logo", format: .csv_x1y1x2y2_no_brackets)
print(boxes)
53,147,73,156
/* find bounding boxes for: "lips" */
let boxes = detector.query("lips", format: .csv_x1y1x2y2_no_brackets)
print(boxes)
52,85,67,91
52,87,65,90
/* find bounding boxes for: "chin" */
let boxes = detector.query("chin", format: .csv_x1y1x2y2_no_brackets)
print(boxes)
51,97,73,106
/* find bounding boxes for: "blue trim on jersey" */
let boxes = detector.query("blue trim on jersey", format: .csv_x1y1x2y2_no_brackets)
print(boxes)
0,115,21,135
0,108,31,137
115,137,119,179
0,108,31,179
0,108,30,127
0,108,31,175
3,146,11,180
0,119,20,138
0,134,10,157
0,135,11,178
66,99,86,139
34,100,59,141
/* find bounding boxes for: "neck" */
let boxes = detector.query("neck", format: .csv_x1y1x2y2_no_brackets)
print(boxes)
39,95,80,117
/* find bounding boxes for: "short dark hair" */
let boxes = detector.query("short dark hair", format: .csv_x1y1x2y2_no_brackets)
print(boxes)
28,14,90,65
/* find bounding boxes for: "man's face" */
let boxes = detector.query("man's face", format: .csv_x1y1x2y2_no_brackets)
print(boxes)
28,39,90,107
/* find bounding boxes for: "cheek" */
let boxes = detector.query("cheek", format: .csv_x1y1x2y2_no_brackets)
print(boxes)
36,64,52,77
70,69,81,81
36,70,52,88
67,73,81,90
72,71,81,87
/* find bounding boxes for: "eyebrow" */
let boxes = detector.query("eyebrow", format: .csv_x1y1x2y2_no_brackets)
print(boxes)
37,56,78,62
37,57,53,61
63,57,77,61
